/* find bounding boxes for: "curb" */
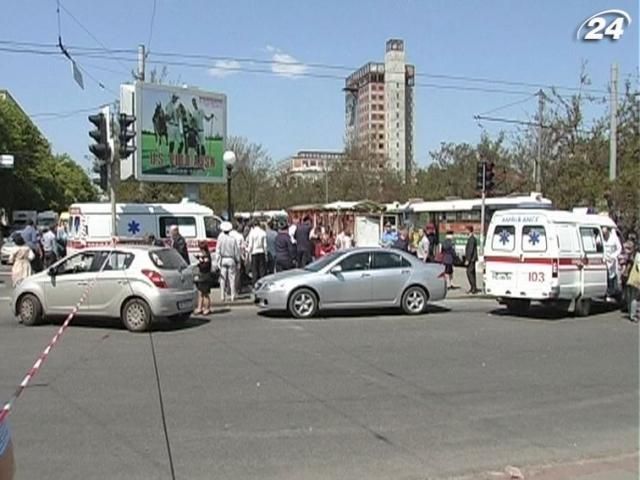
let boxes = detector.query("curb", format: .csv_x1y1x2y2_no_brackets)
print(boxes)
446,293,493,301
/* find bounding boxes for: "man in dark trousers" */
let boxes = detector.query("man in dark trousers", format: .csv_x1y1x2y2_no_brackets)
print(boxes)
275,222,296,272
294,216,313,268
464,225,479,294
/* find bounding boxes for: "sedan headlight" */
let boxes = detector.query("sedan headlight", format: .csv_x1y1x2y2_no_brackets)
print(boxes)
261,281,285,291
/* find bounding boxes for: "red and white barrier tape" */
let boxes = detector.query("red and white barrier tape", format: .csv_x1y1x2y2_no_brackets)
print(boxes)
0,249,114,423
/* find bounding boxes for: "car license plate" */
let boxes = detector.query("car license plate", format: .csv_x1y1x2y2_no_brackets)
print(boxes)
492,272,512,281
178,300,192,310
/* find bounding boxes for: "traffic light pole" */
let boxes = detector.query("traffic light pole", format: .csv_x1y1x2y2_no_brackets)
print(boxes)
109,111,118,239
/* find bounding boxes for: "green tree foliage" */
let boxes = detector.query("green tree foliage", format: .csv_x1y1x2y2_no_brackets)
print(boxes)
0,98,96,213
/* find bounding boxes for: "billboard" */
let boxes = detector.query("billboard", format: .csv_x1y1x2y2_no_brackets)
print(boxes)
121,82,227,183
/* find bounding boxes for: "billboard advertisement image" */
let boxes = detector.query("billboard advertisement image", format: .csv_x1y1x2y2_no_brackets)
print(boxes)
133,83,227,183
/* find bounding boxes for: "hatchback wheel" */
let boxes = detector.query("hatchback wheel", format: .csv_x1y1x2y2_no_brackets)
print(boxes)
288,288,318,319
402,286,428,315
18,294,43,326
121,298,152,332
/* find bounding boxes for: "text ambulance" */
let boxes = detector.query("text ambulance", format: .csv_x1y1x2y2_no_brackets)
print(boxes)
67,200,222,264
483,209,619,317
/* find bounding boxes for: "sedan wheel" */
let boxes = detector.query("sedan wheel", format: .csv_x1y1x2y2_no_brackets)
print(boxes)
288,289,318,319
402,286,428,315
122,298,152,332
18,294,43,326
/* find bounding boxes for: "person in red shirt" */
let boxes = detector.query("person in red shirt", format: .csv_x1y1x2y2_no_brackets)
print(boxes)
316,232,336,258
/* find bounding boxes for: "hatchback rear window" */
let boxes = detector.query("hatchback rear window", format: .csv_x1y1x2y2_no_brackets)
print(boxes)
149,248,188,270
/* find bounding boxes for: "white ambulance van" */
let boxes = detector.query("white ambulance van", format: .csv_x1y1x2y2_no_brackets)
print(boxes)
66,199,222,264
483,209,618,317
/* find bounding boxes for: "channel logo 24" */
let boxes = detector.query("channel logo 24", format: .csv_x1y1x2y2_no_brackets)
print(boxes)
577,9,632,41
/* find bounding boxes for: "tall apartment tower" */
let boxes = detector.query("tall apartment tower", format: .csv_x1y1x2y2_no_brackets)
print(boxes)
344,39,415,180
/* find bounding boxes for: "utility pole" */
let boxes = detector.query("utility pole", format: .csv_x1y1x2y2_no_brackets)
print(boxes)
137,44,145,82
535,89,544,193
480,158,487,258
609,62,618,181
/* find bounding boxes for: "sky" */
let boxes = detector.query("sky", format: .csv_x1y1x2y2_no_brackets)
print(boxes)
1,0,638,172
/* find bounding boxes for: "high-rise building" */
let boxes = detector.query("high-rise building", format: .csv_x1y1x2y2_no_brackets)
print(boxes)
344,39,415,180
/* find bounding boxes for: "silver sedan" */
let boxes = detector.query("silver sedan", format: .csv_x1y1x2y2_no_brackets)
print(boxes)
12,246,196,332
254,247,447,318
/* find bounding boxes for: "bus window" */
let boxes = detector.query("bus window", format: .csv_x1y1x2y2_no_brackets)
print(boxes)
459,211,480,221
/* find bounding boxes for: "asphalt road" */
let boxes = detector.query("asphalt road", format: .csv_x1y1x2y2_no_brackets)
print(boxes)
0,264,637,479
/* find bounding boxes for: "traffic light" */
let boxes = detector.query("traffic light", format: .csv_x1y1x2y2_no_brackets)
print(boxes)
475,162,485,191
118,113,136,159
485,162,495,191
88,112,110,162
91,160,108,191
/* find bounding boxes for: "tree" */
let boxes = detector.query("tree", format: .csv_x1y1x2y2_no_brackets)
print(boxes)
225,136,275,212
0,98,96,213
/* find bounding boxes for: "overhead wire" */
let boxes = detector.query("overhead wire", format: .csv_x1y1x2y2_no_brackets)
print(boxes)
31,104,110,119
0,39,615,96
478,93,537,116
57,0,131,75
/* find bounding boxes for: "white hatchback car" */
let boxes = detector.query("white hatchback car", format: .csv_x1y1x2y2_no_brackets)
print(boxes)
12,246,196,332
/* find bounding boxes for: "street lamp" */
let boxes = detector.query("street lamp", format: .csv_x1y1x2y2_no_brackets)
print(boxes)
223,150,236,221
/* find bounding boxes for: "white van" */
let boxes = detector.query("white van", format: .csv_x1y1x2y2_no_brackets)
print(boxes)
66,199,222,264
483,209,619,317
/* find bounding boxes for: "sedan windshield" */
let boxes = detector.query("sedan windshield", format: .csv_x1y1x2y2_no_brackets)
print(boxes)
304,251,345,272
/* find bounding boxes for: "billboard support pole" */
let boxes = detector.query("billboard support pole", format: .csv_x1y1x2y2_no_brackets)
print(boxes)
184,184,199,202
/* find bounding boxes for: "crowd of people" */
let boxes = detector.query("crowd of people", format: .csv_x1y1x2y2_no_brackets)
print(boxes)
8,219,69,288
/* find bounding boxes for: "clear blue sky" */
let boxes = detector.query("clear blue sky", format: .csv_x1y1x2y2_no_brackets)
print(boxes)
1,0,637,171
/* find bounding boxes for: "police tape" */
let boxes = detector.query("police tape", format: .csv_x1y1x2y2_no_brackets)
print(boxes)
0,249,115,424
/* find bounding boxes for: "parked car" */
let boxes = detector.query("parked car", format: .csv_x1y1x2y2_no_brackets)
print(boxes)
12,246,196,332
254,247,447,318
1,238,18,265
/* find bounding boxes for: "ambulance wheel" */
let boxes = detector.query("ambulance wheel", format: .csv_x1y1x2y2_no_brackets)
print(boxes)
505,299,530,316
574,297,591,317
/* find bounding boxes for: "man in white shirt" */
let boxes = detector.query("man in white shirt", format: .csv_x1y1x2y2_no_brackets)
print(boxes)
41,226,59,268
335,227,354,250
216,222,241,302
603,226,622,299
247,220,268,286
229,223,246,294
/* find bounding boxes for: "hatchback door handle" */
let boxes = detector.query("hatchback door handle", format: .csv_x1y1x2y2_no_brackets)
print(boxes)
76,281,89,286
361,273,371,278
401,269,410,275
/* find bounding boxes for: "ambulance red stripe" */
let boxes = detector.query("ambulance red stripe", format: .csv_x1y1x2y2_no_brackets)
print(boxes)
485,256,605,266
